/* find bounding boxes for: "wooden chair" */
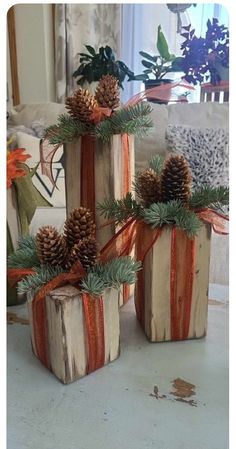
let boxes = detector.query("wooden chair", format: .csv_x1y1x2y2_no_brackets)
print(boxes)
200,81,229,103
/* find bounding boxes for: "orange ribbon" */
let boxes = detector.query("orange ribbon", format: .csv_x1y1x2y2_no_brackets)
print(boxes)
90,106,112,124
170,228,196,340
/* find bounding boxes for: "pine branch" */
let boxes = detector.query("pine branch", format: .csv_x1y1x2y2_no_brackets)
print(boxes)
81,256,142,296
45,114,92,145
97,192,143,224
142,200,201,237
189,186,229,211
8,235,40,268
80,272,106,297
149,154,165,175
17,265,64,295
95,103,153,141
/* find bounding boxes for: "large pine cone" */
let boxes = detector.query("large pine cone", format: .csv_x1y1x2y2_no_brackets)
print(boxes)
65,88,98,123
66,238,98,271
160,154,192,204
135,168,160,206
36,226,68,267
95,75,120,109
64,207,96,248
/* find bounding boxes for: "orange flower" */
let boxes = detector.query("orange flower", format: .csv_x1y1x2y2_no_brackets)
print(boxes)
7,148,31,188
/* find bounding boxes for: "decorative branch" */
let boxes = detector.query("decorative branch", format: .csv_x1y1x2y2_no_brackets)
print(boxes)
97,192,143,224
189,186,229,211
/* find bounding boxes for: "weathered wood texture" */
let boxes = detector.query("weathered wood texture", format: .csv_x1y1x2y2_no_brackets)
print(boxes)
64,135,135,250
136,224,212,342
64,135,135,306
28,286,120,384
7,185,21,250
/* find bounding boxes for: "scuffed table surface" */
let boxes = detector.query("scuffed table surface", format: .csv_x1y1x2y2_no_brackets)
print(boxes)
7,285,228,449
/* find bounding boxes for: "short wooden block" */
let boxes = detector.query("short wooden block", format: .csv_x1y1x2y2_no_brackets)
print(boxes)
135,224,212,342
27,285,120,384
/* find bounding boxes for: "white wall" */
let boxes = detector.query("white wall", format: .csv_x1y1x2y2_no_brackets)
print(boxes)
14,4,56,104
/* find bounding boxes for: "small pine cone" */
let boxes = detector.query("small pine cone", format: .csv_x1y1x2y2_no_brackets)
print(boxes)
160,154,192,205
36,226,68,267
65,88,98,123
135,169,160,206
95,75,120,109
66,238,98,271
64,207,96,248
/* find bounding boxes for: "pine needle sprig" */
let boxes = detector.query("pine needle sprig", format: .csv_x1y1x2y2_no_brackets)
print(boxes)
149,154,165,175
17,265,64,295
95,103,153,141
81,256,142,296
97,192,143,224
80,272,106,297
45,114,92,145
142,200,201,237
8,235,40,268
189,186,229,212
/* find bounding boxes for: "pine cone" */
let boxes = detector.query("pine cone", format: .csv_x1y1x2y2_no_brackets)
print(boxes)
95,75,120,109
36,226,68,267
160,154,192,204
65,88,98,123
135,169,160,206
66,238,98,271
64,207,96,248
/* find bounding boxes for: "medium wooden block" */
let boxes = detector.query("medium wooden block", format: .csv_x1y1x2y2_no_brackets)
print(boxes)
135,224,212,342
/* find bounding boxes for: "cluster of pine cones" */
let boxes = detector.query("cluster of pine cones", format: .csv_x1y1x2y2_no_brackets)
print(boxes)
65,74,120,124
136,154,192,207
36,207,98,272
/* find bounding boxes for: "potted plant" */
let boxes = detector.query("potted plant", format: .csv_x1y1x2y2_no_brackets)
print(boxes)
130,25,183,103
73,45,134,90
174,18,229,85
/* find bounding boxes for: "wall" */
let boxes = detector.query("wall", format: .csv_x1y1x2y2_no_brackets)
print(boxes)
13,4,55,104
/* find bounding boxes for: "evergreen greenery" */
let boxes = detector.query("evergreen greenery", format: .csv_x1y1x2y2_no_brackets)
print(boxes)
45,103,153,145
97,192,142,224
149,154,165,175
45,114,92,145
95,103,153,141
8,235,40,268
189,186,229,211
141,200,202,237
81,256,142,296
17,265,64,295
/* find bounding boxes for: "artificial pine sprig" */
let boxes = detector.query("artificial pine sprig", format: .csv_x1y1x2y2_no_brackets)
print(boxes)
8,235,40,268
97,192,142,224
142,200,201,237
81,256,142,296
189,186,229,211
17,265,64,295
45,114,92,145
149,154,165,175
95,103,153,141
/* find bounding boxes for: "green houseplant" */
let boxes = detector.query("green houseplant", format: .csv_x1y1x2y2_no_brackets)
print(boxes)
73,45,134,89
131,25,183,103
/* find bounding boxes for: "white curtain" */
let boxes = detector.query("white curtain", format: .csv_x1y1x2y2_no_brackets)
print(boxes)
54,4,121,103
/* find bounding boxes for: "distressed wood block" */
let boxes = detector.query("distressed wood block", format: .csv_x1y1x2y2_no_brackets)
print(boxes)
27,285,120,384
64,134,135,305
135,224,212,342
64,134,134,249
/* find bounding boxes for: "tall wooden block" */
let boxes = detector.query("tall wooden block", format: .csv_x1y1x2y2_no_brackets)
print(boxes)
135,224,212,342
27,285,120,384
64,134,135,249
64,134,135,306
